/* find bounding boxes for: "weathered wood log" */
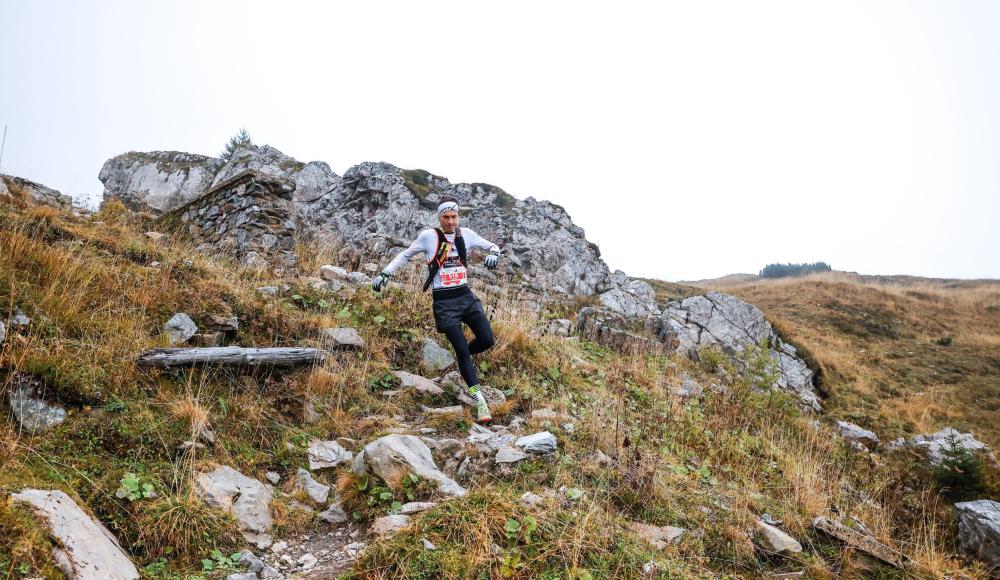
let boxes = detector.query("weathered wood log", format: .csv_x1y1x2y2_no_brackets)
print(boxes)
136,347,328,368
812,516,911,570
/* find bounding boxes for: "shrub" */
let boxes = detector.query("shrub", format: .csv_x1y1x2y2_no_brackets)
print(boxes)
759,262,832,279
934,432,984,500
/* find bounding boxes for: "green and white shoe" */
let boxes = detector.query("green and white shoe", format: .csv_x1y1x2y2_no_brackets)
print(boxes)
469,386,493,424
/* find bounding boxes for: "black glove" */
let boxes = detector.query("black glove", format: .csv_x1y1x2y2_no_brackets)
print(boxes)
371,272,391,292
485,251,500,270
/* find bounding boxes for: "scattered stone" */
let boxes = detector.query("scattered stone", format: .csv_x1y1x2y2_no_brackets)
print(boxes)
194,465,274,548
352,434,467,497
292,468,330,505
237,550,264,573
371,514,411,536
205,315,239,332
422,537,436,550
672,373,703,398
592,449,613,467
317,502,349,525
757,521,802,553
835,420,880,450
632,522,685,549
319,264,349,281
531,408,564,422
7,374,67,434
144,231,168,242
11,489,140,580
322,327,366,350
519,492,545,507
399,501,438,515
297,553,318,571
393,370,444,395
308,439,354,470
421,338,455,371
257,286,279,297
954,499,1000,566
599,270,660,317
191,332,225,347
11,308,30,327
163,313,198,345
265,471,280,485
346,271,371,286
515,431,557,454
271,541,288,553
225,573,257,580
495,446,529,464
0,321,5,345
543,318,573,337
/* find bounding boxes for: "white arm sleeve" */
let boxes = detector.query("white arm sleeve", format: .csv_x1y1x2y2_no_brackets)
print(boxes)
382,230,435,275
462,228,501,254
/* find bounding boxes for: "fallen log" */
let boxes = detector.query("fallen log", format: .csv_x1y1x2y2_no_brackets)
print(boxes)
812,516,911,570
137,347,327,368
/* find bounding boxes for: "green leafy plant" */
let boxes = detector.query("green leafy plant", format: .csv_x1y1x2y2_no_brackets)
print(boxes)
201,548,241,572
116,473,155,501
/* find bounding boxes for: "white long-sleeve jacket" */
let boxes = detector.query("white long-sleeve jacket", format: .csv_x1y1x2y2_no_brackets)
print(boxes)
383,228,500,291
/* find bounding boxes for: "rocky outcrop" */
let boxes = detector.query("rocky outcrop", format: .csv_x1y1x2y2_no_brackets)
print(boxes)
1,174,73,209
954,500,1000,566
660,292,821,411
887,428,992,466
577,307,661,353
835,421,880,450
11,488,140,579
599,271,659,317
100,145,611,295
99,151,223,212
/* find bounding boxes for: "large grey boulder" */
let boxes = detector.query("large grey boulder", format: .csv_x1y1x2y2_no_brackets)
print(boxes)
599,271,660,317
0,174,73,209
954,500,1000,566
659,292,821,411
515,431,558,454
421,338,455,371
322,327,366,350
99,151,224,212
210,145,341,206
12,488,139,579
292,468,330,505
194,465,274,548
7,374,67,434
757,520,802,553
577,307,661,353
352,434,466,497
835,421,880,450
393,370,445,396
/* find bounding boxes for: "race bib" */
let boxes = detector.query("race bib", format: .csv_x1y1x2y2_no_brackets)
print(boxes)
439,256,467,287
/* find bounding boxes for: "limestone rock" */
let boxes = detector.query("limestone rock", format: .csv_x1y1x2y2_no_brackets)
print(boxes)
659,292,821,411
954,499,1000,566
317,502,349,525
319,265,349,281
371,514,410,536
99,152,224,212
757,521,802,553
599,270,660,317
7,374,67,434
632,522,685,549
398,501,438,515
421,338,455,371
292,468,330,505
393,370,444,396
352,434,466,497
164,313,198,345
194,465,274,548
495,445,529,464
322,327,366,350
1,174,73,209
543,318,573,337
906,428,990,466
307,439,354,470
835,421,880,450
515,431,557,454
577,306,661,353
12,489,139,579
11,308,30,327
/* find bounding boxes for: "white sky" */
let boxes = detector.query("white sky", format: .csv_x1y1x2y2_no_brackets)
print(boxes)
2,1,998,281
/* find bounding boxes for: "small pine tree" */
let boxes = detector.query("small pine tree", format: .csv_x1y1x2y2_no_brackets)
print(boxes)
220,128,253,161
934,432,984,500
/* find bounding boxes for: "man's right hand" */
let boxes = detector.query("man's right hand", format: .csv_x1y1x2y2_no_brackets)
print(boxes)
371,272,391,293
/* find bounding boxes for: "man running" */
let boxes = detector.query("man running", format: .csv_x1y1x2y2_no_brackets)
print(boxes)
371,198,502,423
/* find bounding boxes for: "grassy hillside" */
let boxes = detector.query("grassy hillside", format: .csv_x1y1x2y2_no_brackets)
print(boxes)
0,195,995,578
668,272,1000,450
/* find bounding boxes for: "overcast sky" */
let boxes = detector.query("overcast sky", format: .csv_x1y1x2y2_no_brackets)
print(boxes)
2,1,998,281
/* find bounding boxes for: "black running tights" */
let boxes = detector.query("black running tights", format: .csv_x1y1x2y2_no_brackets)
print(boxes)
441,308,495,388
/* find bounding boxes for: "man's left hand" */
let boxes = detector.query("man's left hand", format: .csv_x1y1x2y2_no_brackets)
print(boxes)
485,252,500,270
